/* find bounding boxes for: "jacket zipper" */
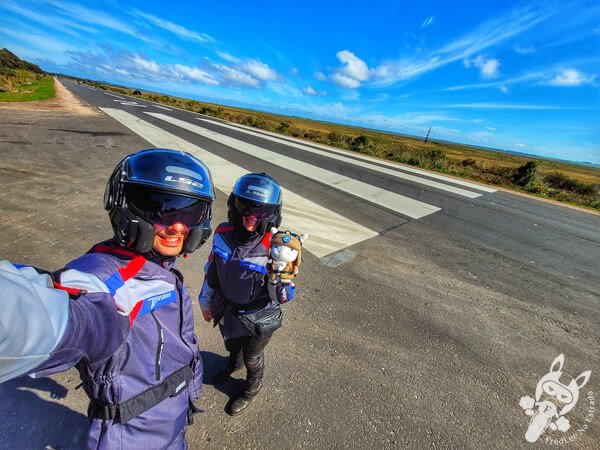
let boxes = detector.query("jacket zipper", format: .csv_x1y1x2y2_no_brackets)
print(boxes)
150,311,164,381
249,275,256,301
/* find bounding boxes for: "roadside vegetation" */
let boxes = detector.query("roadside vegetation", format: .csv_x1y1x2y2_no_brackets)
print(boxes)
0,48,55,102
73,77,600,211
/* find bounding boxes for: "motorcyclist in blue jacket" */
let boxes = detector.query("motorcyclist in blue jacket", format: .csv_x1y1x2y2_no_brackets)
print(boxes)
0,148,215,449
198,173,296,415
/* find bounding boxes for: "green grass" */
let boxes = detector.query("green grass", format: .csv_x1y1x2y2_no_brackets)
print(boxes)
0,76,55,102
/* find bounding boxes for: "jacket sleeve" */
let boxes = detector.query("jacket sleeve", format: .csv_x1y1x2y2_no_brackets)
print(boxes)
198,252,219,311
0,260,128,383
267,279,296,304
0,261,69,383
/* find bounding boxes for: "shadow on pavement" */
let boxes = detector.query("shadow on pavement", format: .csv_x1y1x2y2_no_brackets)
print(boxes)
0,376,87,449
201,351,245,410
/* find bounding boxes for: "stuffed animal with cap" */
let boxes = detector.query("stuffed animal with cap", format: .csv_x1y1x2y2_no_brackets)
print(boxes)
268,227,308,283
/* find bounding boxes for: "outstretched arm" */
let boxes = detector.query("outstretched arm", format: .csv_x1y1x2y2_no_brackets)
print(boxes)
0,260,127,383
0,261,69,383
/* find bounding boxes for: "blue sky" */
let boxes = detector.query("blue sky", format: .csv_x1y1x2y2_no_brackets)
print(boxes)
1,0,599,164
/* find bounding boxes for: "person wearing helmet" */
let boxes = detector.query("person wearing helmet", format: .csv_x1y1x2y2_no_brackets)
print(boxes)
0,149,215,449
198,173,297,415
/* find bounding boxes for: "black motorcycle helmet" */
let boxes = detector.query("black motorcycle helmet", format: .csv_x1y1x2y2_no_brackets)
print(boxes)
227,173,282,235
104,148,215,255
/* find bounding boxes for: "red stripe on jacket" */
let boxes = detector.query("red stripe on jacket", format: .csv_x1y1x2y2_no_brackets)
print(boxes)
215,224,235,234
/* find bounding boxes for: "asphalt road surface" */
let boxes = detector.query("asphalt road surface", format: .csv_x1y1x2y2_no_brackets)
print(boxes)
0,79,598,449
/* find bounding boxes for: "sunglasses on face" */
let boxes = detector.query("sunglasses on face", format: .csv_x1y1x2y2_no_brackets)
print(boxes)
234,197,276,220
125,185,209,229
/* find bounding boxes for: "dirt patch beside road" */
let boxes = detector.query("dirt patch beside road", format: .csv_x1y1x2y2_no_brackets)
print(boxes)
0,78,100,115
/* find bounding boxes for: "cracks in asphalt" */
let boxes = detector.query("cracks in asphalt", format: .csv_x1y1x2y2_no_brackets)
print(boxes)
46,128,127,137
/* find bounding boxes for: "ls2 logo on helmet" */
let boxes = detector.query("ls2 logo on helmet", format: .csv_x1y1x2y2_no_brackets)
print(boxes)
246,184,269,199
164,175,204,189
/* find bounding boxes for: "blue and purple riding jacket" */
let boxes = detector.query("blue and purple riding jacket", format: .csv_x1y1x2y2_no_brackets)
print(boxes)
198,222,295,340
0,240,202,449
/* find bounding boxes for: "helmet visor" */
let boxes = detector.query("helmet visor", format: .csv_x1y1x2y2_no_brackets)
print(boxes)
233,174,281,205
235,197,277,220
125,185,209,229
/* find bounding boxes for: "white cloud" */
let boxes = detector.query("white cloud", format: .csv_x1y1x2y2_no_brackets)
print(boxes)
290,67,299,75
326,50,376,89
444,103,567,110
67,49,274,88
369,93,391,103
132,55,161,74
548,68,596,86
468,131,494,143
314,71,327,80
212,63,260,87
366,2,563,88
338,50,370,80
481,59,500,78
216,51,240,63
443,70,547,91
350,112,461,137
498,85,510,94
243,60,279,81
485,126,497,131
421,16,436,28
464,55,500,78
303,86,317,95
172,64,219,85
331,73,362,89
1,26,79,56
132,10,214,44
52,1,137,37
1,0,98,36
342,90,360,100
284,100,356,119
515,143,526,148
514,45,536,54
267,82,303,97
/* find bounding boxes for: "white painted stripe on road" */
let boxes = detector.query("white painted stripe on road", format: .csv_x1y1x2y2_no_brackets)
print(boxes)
106,93,124,99
222,120,497,194
112,100,147,107
99,107,378,258
197,119,482,198
146,112,441,219
154,105,172,111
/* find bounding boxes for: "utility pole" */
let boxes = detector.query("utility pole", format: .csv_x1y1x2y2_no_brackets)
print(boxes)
424,127,431,144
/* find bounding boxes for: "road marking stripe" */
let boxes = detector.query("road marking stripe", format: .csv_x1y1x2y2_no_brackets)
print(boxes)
106,93,124,99
99,107,378,258
220,120,497,194
154,105,172,111
146,112,441,220
198,119,482,198
112,100,146,107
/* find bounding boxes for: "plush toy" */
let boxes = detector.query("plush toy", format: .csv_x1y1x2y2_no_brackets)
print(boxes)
268,227,308,283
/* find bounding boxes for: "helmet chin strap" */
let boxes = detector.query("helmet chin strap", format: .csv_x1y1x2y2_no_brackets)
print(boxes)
144,248,178,266
233,218,270,241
